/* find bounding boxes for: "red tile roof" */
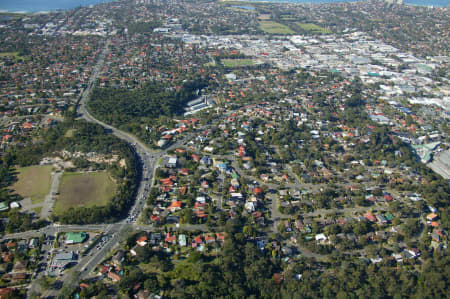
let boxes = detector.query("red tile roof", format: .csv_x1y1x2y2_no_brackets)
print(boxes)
170,201,182,208
364,213,376,222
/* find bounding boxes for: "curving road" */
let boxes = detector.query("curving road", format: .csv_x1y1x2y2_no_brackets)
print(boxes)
76,38,159,225
34,36,220,297
30,38,162,298
18,35,231,297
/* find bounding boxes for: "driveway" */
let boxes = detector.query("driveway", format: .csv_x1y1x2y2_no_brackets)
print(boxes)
40,172,62,220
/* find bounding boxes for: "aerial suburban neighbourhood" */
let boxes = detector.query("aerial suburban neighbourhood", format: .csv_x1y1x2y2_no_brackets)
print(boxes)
0,0,448,298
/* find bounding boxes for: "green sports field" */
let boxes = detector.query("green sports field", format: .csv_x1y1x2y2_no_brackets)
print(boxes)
53,171,116,214
222,59,255,67
10,165,53,203
296,23,332,34
259,21,295,34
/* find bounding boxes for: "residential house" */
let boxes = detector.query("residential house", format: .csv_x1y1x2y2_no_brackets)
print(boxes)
192,235,203,248
107,271,121,282
377,214,388,225
216,233,226,243
149,233,161,246
136,236,148,247
112,251,125,265
28,238,38,249
178,234,187,247
165,233,176,245
427,213,438,221
315,233,327,243
204,235,215,244
168,201,182,212
364,213,376,222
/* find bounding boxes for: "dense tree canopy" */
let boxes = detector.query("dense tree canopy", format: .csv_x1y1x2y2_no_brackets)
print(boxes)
88,78,208,129
1,119,139,225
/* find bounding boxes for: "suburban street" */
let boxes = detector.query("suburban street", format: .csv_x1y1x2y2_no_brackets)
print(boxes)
21,38,157,298
3,24,410,299
76,37,158,226
1,1,447,298
28,37,220,294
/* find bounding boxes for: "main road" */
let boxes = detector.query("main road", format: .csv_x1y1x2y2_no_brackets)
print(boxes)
32,36,220,297
76,38,159,225
15,32,233,296
53,37,158,297
26,37,161,298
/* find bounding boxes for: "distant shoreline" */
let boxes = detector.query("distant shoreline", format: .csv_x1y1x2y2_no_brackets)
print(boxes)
222,0,449,8
1,0,448,13
0,10,29,14
0,10,51,14
0,0,115,14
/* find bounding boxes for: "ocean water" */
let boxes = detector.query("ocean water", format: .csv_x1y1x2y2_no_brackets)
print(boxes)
0,0,447,13
0,0,114,13
403,0,449,6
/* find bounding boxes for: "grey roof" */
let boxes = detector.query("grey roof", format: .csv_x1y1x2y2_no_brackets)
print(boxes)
54,252,75,261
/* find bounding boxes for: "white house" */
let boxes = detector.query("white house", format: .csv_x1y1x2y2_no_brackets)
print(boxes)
315,233,327,242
